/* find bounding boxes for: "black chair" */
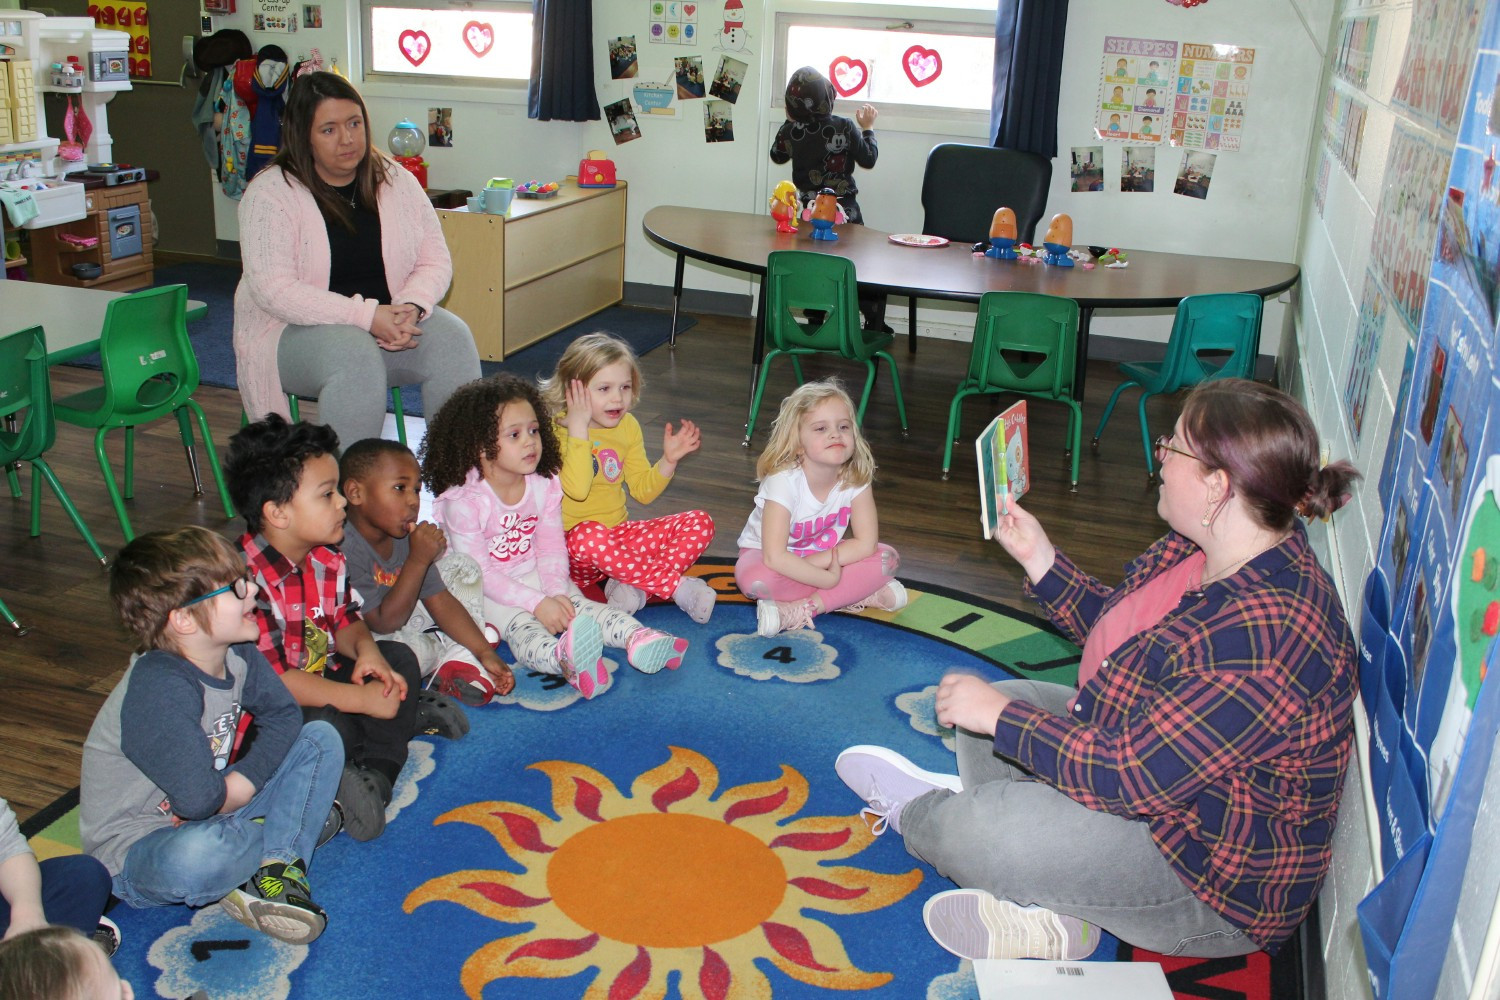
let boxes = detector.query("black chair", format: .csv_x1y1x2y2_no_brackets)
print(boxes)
910,144,1053,350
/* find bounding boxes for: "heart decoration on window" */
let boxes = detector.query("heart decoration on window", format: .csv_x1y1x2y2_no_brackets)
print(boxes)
903,45,942,87
828,56,869,97
463,20,494,58
398,29,431,67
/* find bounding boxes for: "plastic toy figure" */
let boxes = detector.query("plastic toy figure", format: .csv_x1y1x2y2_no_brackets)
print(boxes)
769,179,800,234
803,187,845,241
1042,213,1074,267
985,206,1018,260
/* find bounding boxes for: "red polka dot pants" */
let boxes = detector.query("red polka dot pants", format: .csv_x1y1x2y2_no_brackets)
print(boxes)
565,510,715,599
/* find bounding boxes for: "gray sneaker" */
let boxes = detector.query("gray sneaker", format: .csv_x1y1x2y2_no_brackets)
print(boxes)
922,888,1099,961
834,745,962,835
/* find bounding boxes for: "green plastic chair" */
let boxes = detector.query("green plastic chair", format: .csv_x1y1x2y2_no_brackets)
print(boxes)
744,251,908,444
943,292,1083,490
0,325,107,573
53,284,235,542
1091,292,1263,482
285,387,408,446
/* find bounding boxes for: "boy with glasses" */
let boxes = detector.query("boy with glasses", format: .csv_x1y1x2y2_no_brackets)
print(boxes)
80,526,343,944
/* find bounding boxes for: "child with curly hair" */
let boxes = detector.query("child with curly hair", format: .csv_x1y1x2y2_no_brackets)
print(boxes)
421,374,689,700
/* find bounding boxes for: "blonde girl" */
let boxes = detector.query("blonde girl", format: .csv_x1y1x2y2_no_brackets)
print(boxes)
540,333,717,624
735,379,906,636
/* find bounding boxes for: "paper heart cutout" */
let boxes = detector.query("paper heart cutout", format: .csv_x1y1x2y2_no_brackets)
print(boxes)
398,29,431,67
903,45,942,87
828,56,868,98
463,20,494,58
684,3,696,14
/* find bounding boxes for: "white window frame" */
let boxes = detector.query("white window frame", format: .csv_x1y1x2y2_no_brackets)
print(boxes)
358,0,533,104
770,9,996,135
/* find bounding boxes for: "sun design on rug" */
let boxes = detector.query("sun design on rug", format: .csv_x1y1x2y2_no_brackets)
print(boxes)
404,746,922,998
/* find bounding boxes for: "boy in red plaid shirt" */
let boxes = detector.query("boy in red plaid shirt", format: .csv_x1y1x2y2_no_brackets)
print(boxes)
226,416,469,843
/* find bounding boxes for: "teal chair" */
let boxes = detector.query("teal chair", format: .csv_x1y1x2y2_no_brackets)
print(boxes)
53,284,235,542
1091,292,1263,482
0,325,107,576
943,292,1082,490
744,251,908,444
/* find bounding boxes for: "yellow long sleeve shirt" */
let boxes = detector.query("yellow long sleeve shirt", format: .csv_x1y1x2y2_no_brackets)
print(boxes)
556,414,672,531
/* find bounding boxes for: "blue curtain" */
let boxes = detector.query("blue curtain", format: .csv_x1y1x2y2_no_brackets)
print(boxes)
990,0,1068,157
528,0,600,122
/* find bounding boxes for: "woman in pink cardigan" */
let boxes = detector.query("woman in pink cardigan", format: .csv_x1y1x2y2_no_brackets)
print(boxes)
233,72,479,447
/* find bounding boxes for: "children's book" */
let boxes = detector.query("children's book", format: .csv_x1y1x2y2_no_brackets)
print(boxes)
976,399,1030,539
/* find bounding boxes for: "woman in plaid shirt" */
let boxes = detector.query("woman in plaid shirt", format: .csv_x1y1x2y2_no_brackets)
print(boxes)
838,379,1361,962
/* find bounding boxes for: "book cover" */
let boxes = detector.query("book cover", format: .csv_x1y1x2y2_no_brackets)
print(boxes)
976,399,1030,540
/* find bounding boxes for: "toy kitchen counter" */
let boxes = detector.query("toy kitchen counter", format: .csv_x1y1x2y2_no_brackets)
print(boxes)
27,175,156,291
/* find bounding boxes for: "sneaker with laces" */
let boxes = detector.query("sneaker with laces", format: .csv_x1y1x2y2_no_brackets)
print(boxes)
430,659,497,707
922,888,1099,961
626,627,689,673
219,860,327,945
415,689,470,738
757,597,817,637
91,916,121,957
604,578,649,614
837,580,909,615
555,613,607,698
335,764,391,842
834,745,962,835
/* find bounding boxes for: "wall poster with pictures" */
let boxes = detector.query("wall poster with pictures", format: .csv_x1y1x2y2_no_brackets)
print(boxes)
1172,43,1254,152
1096,37,1175,143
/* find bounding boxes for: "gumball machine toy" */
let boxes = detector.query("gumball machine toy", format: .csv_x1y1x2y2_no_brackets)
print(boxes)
388,119,428,189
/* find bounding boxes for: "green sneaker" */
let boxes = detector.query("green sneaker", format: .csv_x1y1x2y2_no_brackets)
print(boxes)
219,860,327,945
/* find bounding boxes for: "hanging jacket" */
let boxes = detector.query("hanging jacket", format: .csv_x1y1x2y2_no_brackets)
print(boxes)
245,53,290,182
215,61,253,198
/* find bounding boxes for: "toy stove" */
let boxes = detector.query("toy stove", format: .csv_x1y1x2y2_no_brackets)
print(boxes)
82,162,146,185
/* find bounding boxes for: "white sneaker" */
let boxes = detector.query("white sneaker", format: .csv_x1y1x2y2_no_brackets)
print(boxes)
757,598,815,637
922,888,1100,961
834,745,962,835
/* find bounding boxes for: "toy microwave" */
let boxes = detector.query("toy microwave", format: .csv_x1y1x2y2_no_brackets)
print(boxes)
578,150,617,188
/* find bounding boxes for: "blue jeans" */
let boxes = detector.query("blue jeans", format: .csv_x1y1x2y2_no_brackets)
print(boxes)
112,722,342,908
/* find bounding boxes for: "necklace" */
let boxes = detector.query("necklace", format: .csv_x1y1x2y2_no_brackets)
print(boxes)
1198,530,1290,587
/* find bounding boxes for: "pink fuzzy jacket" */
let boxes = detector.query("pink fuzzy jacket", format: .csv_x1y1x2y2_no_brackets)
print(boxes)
232,162,453,421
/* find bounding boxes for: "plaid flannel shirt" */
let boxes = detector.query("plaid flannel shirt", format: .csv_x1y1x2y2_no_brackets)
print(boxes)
239,533,362,676
1001,525,1357,952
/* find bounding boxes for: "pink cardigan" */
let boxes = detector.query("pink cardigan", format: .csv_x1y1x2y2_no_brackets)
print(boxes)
232,161,453,421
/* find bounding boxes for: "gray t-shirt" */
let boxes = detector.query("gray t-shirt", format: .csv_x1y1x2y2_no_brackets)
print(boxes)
340,529,443,624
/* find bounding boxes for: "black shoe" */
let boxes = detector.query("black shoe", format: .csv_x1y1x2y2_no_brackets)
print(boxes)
219,860,327,945
316,801,344,847
415,689,470,740
335,764,390,842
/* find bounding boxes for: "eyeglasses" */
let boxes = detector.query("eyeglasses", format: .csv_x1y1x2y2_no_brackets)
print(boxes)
182,574,252,608
1154,435,1201,464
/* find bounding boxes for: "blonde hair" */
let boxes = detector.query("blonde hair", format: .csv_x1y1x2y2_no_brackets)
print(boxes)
756,379,875,487
538,333,645,420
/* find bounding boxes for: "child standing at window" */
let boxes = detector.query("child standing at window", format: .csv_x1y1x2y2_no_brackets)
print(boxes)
423,374,689,700
736,380,907,636
540,333,717,624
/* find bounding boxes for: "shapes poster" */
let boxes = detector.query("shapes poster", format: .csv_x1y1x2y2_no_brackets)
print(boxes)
1096,37,1175,143
1172,43,1254,152
649,0,698,45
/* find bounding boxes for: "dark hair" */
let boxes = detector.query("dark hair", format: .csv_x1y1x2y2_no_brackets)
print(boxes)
420,374,561,496
340,437,416,495
273,71,389,231
110,526,247,653
1181,379,1361,531
0,925,100,1000
225,414,341,534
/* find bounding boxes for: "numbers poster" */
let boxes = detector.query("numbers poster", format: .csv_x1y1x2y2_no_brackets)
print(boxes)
1173,43,1254,152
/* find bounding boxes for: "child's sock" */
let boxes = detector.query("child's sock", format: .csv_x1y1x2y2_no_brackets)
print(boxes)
626,627,689,673
555,613,608,699
672,575,716,624
604,578,649,614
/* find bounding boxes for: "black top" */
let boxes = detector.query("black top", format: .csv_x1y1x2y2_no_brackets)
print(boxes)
323,181,391,304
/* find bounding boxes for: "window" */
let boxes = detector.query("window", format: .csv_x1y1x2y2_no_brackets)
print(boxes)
363,1,532,85
773,11,995,124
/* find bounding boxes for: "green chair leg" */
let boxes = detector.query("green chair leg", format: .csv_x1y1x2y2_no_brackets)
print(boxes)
5,464,18,499
287,395,302,421
854,360,878,423
93,427,135,543
391,387,408,447
743,350,783,445
1136,392,1158,480
123,425,135,499
185,400,236,518
31,457,106,563
789,355,806,386
0,593,28,636
878,351,908,434
1092,378,1139,449
174,408,206,496
1067,400,1082,490
942,386,979,479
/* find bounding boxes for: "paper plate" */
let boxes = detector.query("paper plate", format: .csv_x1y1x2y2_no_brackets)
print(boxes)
888,233,951,248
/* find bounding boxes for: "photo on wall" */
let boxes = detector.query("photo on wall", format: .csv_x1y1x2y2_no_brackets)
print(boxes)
303,4,322,28
1070,146,1103,192
675,55,705,98
704,99,734,142
1174,150,1216,199
604,98,643,145
710,55,747,103
1121,145,1155,192
609,35,639,79
427,107,453,147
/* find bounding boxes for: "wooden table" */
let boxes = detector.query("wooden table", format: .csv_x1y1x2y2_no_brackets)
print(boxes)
0,279,208,363
643,206,1300,397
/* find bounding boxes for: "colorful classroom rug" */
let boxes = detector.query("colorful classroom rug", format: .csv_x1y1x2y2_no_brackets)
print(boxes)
26,567,1290,1000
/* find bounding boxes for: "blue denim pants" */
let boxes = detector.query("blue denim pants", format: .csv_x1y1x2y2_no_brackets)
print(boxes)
112,721,342,908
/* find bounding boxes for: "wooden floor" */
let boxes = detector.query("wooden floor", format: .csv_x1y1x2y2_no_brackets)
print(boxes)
0,312,1185,823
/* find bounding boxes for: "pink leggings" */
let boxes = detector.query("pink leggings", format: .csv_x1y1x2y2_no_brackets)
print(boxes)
734,543,900,610
565,510,715,598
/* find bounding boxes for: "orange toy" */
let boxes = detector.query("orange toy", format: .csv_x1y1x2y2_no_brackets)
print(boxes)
1041,213,1074,267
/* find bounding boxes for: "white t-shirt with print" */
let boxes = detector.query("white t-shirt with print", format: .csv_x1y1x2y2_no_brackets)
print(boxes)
736,467,867,553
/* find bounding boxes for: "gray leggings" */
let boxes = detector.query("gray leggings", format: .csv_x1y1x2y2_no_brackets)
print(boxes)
899,678,1256,958
276,305,480,448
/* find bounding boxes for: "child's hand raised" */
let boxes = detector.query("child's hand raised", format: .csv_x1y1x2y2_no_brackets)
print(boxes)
662,419,702,465
408,521,447,565
855,104,878,129
563,379,593,439
534,595,575,635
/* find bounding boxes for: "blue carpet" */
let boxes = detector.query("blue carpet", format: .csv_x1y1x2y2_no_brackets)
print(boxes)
63,262,694,416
